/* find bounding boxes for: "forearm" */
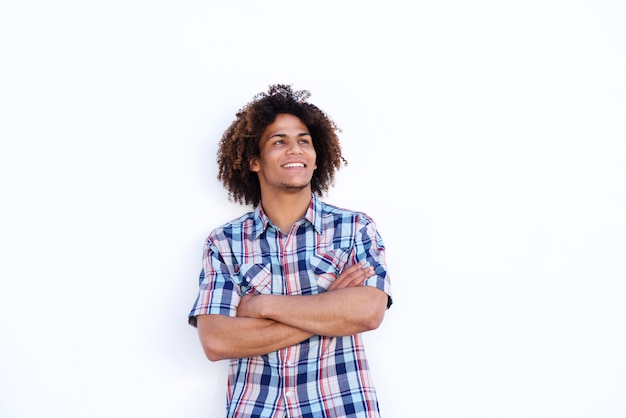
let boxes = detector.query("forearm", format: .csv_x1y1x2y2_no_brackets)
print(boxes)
196,314,313,361
241,286,388,337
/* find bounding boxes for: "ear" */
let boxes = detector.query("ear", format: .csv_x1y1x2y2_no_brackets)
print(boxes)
249,157,260,172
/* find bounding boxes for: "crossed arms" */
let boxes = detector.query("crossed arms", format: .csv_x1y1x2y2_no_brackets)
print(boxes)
196,261,389,361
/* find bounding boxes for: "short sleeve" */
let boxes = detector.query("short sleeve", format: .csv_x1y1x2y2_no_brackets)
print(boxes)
187,237,240,327
355,214,393,308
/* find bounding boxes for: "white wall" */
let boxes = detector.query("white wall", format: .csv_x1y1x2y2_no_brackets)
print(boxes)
1,1,625,417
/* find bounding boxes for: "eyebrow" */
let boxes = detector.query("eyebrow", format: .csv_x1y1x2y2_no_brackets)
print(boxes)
266,131,311,140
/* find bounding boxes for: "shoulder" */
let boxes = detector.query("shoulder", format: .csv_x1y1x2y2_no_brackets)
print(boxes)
208,210,257,241
316,199,377,232
319,200,374,222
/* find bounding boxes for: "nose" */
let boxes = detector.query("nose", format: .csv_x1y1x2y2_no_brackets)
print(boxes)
287,140,303,154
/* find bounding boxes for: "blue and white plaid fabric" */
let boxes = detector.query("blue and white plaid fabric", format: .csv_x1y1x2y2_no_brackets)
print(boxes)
189,195,392,417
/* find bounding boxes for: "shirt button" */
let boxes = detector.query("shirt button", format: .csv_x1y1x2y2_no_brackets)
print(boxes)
285,391,293,397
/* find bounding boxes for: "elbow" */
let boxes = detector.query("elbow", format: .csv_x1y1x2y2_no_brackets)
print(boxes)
203,349,224,362
353,301,385,332
196,314,233,362
200,336,229,362
359,288,388,331
362,309,385,331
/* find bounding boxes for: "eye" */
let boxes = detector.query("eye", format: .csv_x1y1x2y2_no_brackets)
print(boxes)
298,135,312,145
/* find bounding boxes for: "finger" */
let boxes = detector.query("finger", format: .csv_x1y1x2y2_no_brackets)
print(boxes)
328,262,365,290
342,261,367,276
344,266,374,287
329,263,374,290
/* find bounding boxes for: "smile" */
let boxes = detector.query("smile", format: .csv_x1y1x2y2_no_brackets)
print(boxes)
282,162,305,168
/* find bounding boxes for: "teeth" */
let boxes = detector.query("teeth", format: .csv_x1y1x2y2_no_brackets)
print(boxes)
283,163,304,168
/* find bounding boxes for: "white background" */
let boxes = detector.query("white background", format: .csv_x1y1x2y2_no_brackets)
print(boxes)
1,1,625,417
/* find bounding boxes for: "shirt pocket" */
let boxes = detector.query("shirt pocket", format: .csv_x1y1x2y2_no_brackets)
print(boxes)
309,248,351,290
233,263,272,295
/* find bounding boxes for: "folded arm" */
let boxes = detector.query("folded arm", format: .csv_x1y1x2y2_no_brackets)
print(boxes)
196,314,312,361
237,286,388,337
196,262,387,361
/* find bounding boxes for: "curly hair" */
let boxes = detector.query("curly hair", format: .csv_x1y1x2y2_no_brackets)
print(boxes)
216,84,347,207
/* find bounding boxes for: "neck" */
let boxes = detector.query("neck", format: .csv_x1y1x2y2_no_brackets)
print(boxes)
260,190,312,233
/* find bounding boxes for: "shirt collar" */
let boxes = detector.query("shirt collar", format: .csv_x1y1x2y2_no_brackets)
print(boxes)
254,195,324,238
308,195,324,234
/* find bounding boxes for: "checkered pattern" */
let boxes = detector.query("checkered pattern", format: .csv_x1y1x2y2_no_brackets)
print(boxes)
189,195,392,417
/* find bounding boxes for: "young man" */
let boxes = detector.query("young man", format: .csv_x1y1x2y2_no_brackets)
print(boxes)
188,84,393,418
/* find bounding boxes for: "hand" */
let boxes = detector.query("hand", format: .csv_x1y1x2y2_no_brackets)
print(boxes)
327,261,375,291
236,293,262,318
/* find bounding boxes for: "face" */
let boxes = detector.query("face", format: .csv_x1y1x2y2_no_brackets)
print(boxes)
249,113,317,196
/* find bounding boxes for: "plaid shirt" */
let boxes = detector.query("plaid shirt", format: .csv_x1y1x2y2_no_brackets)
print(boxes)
189,195,393,418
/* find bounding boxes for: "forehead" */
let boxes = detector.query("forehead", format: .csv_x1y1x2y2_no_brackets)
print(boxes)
261,114,309,137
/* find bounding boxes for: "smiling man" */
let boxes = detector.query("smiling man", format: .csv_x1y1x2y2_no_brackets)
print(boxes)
188,84,393,418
